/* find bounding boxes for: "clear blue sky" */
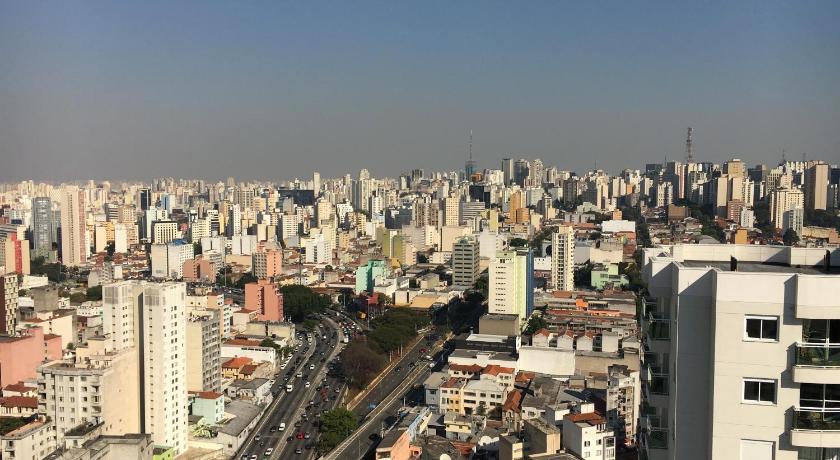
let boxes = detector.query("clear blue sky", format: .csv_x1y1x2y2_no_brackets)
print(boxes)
1,0,838,181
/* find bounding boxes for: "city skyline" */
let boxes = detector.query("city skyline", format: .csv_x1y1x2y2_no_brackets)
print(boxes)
2,1,839,182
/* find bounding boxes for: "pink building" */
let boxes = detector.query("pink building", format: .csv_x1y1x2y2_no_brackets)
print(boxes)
252,249,283,279
1,234,30,275
244,279,284,322
0,328,47,386
183,257,216,283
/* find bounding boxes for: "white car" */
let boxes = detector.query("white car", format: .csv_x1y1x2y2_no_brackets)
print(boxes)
305,381,311,388
279,422,286,431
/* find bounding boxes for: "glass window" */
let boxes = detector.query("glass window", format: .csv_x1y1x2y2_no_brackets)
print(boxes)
743,378,776,404
745,316,779,341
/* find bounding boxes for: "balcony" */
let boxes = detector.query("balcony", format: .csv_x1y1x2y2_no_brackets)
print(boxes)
791,409,840,448
793,344,840,384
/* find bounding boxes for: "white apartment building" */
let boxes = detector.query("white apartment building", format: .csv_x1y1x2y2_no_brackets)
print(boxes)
563,410,616,460
0,417,56,460
37,340,140,441
150,242,193,279
551,225,575,291
769,186,805,230
641,244,840,460
101,280,189,455
489,249,533,321
140,282,188,454
151,220,180,244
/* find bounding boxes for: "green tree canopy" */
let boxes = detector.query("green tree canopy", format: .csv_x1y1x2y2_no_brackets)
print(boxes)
318,408,358,452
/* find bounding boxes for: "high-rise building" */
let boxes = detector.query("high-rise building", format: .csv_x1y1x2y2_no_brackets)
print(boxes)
502,158,514,186
605,364,641,447
443,196,461,227
488,248,534,320
244,279,284,322
37,343,141,442
640,244,840,460
805,161,829,211
31,197,54,258
186,308,221,393
138,188,153,211
452,236,480,289
0,273,19,335
60,186,88,266
550,225,575,291
100,281,189,455
252,248,283,279
769,187,805,230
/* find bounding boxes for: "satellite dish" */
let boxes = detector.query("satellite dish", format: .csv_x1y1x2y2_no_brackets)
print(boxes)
440,455,452,460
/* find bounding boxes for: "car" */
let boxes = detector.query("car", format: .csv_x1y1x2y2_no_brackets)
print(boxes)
309,364,315,370
249,455,257,460
395,366,401,372
295,447,303,454
304,432,311,439
294,421,302,427
305,381,311,388
264,448,274,456
296,432,305,439
309,400,315,406
420,348,427,353
296,372,303,378
287,435,294,442
269,426,277,432
369,433,382,441
335,388,341,393
254,434,261,441
279,422,286,431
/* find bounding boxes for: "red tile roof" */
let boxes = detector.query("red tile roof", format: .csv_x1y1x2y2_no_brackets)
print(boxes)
566,412,605,425
193,391,223,400
502,390,522,412
482,365,515,377
0,396,38,409
449,364,483,374
222,357,253,369
3,383,33,394
225,338,261,347
240,364,258,375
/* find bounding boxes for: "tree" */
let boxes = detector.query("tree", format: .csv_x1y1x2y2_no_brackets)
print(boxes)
318,408,357,452
86,285,102,301
509,237,528,248
783,228,800,246
340,341,387,390
574,263,593,288
523,314,548,335
69,292,87,304
280,285,331,322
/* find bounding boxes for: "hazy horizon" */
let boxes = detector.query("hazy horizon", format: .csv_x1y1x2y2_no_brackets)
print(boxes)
2,1,839,182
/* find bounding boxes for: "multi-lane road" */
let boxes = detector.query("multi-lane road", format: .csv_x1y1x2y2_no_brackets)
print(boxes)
237,316,346,460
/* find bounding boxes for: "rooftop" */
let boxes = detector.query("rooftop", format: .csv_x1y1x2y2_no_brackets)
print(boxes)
681,260,840,275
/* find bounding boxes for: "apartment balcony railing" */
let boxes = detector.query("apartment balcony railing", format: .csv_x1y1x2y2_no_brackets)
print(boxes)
644,311,670,341
791,408,840,448
793,409,840,431
796,344,840,367
793,344,840,384
645,427,668,450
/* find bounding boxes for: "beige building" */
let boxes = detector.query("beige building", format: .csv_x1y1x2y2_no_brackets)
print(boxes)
60,186,88,267
641,244,840,460
551,225,575,291
186,308,222,393
37,339,140,441
769,187,804,230
563,410,616,460
805,161,829,211
0,416,57,460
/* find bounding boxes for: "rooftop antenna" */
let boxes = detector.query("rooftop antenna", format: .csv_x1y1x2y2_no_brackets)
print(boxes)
685,127,694,163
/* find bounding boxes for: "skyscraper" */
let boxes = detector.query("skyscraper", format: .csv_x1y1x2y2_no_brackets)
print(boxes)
31,197,54,258
60,186,88,267
550,225,575,291
102,281,188,455
488,248,534,320
502,158,514,186
452,236,480,289
805,161,829,211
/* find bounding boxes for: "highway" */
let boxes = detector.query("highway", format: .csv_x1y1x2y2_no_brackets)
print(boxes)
325,332,447,460
237,316,346,460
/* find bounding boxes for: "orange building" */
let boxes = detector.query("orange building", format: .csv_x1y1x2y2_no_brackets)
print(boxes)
244,279,284,322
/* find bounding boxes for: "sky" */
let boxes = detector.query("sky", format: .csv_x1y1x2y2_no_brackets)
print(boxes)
1,1,839,182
